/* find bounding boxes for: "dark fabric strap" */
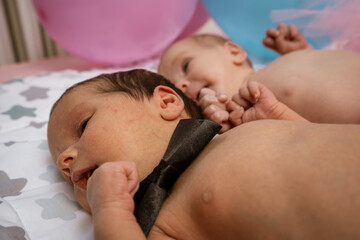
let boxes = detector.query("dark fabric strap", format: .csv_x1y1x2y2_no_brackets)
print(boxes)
133,119,221,236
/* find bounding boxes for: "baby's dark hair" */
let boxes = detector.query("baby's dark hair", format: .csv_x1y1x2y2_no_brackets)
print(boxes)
51,69,203,119
191,34,253,68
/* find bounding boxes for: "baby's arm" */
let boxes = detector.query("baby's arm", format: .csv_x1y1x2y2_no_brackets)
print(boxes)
227,81,308,125
198,88,236,133
87,162,146,240
263,23,314,55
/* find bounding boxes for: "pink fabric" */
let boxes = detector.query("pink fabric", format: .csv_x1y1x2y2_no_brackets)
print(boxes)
0,55,105,83
271,0,360,51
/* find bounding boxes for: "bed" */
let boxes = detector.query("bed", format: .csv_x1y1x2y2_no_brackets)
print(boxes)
0,56,159,240
2,0,357,237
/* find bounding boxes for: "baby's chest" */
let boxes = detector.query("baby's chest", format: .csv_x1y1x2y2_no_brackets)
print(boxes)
152,193,232,240
147,165,230,238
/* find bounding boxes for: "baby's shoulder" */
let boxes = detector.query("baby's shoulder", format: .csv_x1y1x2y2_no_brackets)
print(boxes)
268,49,316,67
252,50,323,82
272,49,360,65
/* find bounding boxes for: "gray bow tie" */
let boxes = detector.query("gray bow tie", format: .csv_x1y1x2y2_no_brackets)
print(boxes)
134,119,221,236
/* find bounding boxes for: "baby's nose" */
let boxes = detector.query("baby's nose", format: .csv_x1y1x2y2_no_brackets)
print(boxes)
58,156,74,177
57,148,77,177
175,79,190,92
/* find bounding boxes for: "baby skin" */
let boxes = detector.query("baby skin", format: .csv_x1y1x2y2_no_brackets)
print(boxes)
48,71,360,240
88,121,360,240
201,80,307,127
158,24,360,132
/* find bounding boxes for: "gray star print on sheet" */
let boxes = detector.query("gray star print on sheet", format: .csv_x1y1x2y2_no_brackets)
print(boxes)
39,166,65,184
0,225,26,240
2,105,36,120
20,86,49,101
29,121,47,129
36,193,82,220
4,141,15,147
0,170,27,198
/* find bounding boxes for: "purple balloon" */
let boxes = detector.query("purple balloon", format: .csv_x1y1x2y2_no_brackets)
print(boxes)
32,0,199,66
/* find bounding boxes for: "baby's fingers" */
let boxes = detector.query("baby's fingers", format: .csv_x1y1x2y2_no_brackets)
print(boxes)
231,93,251,110
216,92,228,103
199,88,216,99
239,81,261,104
199,88,228,105
265,27,280,38
263,37,276,49
263,27,280,50
204,107,231,133
229,107,245,126
199,94,219,110
289,24,300,39
203,105,229,123
277,23,289,36
87,162,139,214
226,100,245,126
212,110,229,124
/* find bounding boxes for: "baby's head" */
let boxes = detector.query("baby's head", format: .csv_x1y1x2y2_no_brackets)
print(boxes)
158,34,254,102
47,69,201,211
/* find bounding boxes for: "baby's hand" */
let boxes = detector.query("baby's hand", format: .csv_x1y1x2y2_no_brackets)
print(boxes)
198,88,232,133
86,161,139,215
227,81,281,124
263,23,313,55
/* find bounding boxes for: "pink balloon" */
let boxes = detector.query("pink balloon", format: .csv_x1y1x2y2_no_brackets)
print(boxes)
177,0,210,39
32,0,198,66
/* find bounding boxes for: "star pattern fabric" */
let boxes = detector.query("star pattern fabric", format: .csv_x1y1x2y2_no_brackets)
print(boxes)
0,225,26,240
36,193,82,220
20,86,49,101
29,121,47,129
2,105,36,120
39,166,65,184
0,171,27,198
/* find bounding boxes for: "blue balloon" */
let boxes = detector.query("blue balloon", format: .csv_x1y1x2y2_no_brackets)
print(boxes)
202,0,305,64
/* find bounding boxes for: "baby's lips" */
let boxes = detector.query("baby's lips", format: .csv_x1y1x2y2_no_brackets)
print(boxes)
72,166,97,190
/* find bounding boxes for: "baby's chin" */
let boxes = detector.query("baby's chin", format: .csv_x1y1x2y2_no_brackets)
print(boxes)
59,173,92,212
81,201,91,213
74,188,91,213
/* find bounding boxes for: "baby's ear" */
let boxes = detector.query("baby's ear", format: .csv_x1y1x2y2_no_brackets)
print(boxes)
223,41,248,65
152,86,185,120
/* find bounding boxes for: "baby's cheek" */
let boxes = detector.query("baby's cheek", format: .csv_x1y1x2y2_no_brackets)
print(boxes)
74,187,91,212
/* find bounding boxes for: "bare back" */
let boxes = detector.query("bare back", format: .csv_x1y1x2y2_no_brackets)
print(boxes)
151,120,360,240
252,50,360,123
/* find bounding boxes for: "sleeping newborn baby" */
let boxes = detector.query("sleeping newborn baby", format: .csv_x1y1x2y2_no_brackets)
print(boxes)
157,29,360,132
47,69,360,240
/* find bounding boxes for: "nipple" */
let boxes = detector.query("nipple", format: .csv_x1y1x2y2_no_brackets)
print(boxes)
201,189,213,204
